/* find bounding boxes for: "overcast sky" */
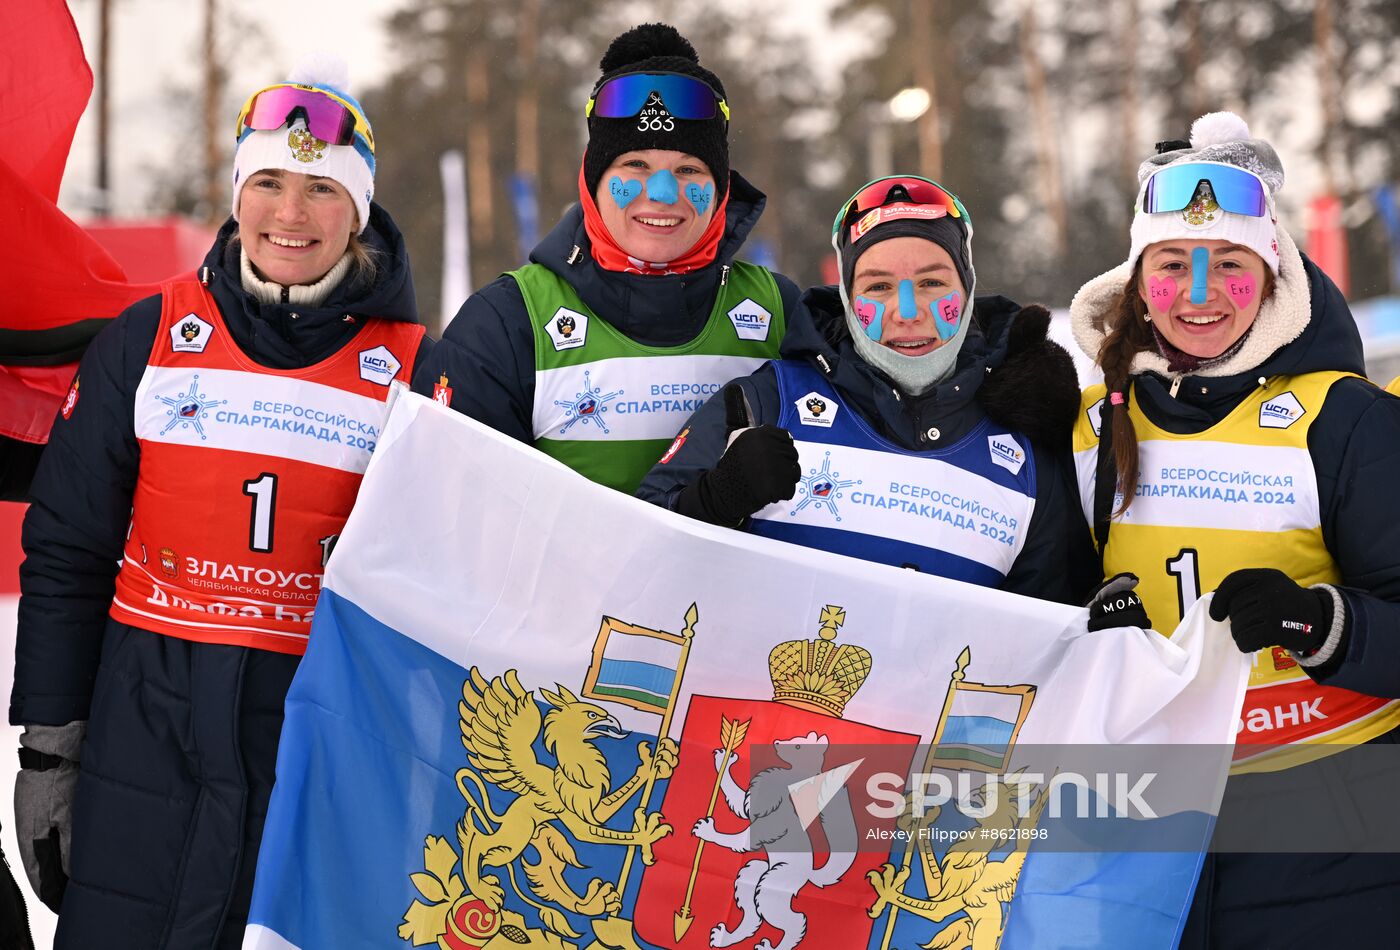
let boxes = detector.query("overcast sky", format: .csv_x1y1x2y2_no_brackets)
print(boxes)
55,0,1382,233
60,0,406,216
56,0,870,218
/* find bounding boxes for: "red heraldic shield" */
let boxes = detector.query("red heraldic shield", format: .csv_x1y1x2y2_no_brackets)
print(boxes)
635,695,919,949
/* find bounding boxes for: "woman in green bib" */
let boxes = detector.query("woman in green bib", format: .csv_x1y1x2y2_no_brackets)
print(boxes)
410,23,799,493
1071,112,1400,947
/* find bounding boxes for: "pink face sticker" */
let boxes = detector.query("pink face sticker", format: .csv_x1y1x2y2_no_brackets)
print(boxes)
853,297,885,340
1225,273,1257,309
932,291,962,341
1147,276,1176,314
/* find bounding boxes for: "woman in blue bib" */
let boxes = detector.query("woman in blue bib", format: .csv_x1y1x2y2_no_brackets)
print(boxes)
638,175,1094,604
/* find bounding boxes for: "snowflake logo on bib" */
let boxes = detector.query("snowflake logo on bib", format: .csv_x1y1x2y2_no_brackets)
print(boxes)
554,369,623,435
155,374,227,440
790,452,862,522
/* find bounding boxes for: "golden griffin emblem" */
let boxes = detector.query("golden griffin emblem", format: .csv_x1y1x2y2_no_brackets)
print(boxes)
401,606,698,949
869,647,1047,950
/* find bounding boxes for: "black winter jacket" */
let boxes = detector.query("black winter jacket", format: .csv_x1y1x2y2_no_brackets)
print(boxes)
13,205,427,726
637,285,1097,605
1077,247,1400,696
11,206,425,948
409,171,803,441
1071,238,1400,948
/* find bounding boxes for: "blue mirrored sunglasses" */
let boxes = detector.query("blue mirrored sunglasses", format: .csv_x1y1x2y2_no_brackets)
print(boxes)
587,72,729,122
1141,161,1268,217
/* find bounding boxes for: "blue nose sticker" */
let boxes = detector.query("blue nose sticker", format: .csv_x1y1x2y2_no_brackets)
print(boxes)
685,182,714,215
609,177,641,209
1191,246,1209,305
645,169,679,205
898,280,919,320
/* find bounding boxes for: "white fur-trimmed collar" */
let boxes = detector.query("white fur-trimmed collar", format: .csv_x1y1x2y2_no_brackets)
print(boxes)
1069,224,1311,379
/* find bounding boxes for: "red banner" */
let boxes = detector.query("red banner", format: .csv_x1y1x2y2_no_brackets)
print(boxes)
0,1,164,443
1306,193,1350,297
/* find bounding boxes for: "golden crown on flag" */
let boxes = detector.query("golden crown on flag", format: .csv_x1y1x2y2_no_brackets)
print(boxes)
768,605,871,718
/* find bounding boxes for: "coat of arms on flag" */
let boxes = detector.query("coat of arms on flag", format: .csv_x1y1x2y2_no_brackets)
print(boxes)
867,648,1045,950
399,606,696,949
398,603,923,950
243,393,1248,950
634,605,919,950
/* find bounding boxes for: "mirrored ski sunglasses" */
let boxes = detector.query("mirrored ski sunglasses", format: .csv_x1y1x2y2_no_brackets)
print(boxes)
236,83,375,153
587,72,730,122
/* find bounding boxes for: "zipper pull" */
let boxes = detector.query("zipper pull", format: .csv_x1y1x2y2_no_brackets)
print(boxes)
567,245,582,265
816,354,832,375
720,264,731,286
1169,376,1182,398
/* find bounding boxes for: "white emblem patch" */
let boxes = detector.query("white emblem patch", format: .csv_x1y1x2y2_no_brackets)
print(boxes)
795,391,838,428
170,313,214,354
1087,397,1105,438
988,433,1027,475
546,308,589,351
727,298,772,342
1259,391,1305,429
358,346,401,386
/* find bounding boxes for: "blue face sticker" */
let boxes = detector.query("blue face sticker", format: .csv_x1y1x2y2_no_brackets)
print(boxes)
1191,246,1210,305
897,280,919,320
645,169,679,205
931,291,963,340
609,177,641,209
685,182,714,215
854,297,885,341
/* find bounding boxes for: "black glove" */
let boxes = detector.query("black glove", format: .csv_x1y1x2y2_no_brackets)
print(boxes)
15,721,84,913
978,304,1080,443
674,384,801,527
1085,573,1153,632
1209,568,1332,655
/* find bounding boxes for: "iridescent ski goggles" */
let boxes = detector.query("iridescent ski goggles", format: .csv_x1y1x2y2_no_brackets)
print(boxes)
1141,161,1268,217
587,72,730,122
235,83,375,153
832,175,969,243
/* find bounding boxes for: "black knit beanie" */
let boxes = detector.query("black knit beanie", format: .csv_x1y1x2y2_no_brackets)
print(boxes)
840,216,973,300
583,23,730,202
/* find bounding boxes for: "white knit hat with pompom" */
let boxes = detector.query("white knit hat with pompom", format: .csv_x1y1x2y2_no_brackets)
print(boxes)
231,53,375,233
1126,112,1284,274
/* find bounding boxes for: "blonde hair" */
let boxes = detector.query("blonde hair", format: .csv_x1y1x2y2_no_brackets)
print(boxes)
346,231,381,284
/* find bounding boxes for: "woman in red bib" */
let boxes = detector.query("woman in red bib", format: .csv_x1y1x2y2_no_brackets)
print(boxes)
11,55,427,948
1072,112,1400,948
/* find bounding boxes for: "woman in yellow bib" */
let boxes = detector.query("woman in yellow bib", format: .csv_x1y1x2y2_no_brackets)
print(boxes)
1071,113,1400,947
